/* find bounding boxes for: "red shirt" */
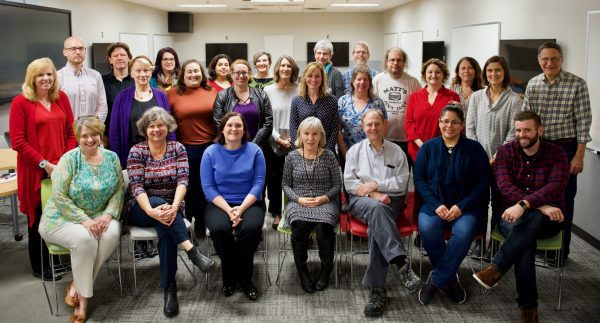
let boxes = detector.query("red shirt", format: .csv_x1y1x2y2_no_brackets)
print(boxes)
404,86,459,161
34,103,67,164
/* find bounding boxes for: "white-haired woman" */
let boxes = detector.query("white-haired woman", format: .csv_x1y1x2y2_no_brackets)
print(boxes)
124,107,214,318
282,117,341,293
313,39,345,98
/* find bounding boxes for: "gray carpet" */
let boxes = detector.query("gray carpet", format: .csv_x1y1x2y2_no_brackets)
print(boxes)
1,200,599,322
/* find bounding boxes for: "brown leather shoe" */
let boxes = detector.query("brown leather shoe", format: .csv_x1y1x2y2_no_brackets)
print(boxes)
520,306,539,323
70,309,87,323
65,281,79,308
473,264,504,289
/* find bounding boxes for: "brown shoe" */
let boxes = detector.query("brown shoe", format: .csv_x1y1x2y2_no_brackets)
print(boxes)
65,281,79,308
70,308,87,323
520,306,539,323
472,264,504,289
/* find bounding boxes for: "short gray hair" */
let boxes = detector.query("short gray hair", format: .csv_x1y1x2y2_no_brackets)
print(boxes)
136,106,177,137
314,39,334,56
295,117,326,149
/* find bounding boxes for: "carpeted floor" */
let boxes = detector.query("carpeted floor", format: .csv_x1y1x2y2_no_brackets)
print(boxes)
1,200,599,322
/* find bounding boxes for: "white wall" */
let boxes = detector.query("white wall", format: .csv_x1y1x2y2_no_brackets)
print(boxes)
172,12,383,71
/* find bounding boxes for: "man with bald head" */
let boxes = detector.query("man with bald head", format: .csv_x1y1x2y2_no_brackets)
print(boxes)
58,36,108,121
372,47,421,166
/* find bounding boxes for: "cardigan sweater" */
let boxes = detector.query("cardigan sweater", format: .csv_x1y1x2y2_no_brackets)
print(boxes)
9,91,77,226
109,86,173,168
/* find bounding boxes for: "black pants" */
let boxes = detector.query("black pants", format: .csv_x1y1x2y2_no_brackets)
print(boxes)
263,145,285,216
204,201,265,286
184,143,212,235
29,204,51,274
290,220,335,271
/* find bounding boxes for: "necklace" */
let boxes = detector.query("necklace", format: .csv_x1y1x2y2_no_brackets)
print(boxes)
301,148,320,194
135,88,152,101
237,95,250,104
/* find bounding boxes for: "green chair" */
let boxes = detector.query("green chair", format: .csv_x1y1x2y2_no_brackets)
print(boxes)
490,226,564,310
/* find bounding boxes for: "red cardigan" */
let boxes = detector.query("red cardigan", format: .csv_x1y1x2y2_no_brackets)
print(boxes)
404,86,460,162
9,91,76,226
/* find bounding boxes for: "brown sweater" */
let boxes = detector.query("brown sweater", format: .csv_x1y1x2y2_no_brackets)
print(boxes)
167,86,218,145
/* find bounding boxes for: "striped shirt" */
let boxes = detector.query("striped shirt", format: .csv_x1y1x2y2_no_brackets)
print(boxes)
342,66,379,94
124,140,189,216
523,70,591,143
494,140,569,211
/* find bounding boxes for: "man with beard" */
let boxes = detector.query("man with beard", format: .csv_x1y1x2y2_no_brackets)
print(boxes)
472,111,569,323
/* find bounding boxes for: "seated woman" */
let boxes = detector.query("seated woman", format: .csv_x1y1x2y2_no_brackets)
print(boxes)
201,112,266,301
413,104,490,306
124,107,214,318
282,117,341,293
39,116,123,322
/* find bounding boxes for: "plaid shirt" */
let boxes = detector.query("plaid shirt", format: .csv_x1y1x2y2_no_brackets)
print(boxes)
523,70,592,143
494,140,569,211
342,66,379,94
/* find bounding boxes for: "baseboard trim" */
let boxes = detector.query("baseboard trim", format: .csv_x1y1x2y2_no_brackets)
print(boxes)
573,224,600,251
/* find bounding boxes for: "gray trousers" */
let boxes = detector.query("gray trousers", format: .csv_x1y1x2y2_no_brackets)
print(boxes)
349,195,406,287
39,219,120,297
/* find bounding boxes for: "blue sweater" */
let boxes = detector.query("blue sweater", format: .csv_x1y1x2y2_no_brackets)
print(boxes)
200,142,266,204
414,136,490,222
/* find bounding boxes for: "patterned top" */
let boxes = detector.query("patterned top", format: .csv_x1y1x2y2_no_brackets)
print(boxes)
283,149,341,227
494,140,569,211
337,94,387,149
41,147,124,231
466,87,522,158
341,66,379,94
124,140,189,218
523,70,591,143
290,94,340,152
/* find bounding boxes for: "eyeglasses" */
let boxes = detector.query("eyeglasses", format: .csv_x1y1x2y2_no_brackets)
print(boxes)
439,119,462,126
66,47,86,52
353,50,368,55
539,56,562,63
387,58,404,63
232,71,249,77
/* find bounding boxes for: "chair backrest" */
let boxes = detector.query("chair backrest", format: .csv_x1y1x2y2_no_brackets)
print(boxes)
41,178,52,211
122,169,129,190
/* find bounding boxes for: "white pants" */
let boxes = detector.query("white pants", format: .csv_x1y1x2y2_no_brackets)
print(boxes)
39,220,120,297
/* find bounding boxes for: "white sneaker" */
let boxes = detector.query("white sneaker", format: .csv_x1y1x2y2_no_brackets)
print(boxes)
401,267,422,294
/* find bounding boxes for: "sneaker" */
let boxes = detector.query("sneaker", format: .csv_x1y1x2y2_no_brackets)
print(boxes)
401,267,422,294
520,305,539,323
473,264,504,289
418,281,438,305
446,274,467,304
364,288,386,317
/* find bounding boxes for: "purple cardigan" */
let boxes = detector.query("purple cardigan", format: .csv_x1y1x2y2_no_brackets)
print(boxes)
109,86,175,167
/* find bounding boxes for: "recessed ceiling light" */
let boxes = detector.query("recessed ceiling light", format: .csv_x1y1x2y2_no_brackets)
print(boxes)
178,4,227,8
330,3,379,7
251,0,303,3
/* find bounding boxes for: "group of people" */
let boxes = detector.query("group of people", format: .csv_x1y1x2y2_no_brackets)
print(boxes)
8,35,590,323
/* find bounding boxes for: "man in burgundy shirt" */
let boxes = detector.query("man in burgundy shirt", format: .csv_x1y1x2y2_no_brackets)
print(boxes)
472,110,569,323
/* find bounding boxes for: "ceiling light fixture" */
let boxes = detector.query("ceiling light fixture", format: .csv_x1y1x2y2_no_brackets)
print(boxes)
178,4,227,8
250,0,304,3
330,3,379,7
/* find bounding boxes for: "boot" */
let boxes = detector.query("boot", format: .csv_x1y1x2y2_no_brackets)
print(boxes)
186,246,215,273
292,238,315,293
163,282,179,317
315,234,335,291
520,305,539,323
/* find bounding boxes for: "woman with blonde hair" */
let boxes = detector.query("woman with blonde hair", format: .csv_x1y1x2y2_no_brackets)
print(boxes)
10,57,77,281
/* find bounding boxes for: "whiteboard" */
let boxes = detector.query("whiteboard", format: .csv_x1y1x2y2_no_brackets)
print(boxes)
450,22,500,74
264,35,294,63
120,33,149,58
401,31,423,81
152,34,173,59
383,33,398,51
586,11,600,143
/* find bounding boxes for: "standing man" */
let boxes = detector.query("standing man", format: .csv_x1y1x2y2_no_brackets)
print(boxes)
344,110,421,317
473,111,569,323
57,36,108,122
372,47,421,166
102,42,133,147
523,41,591,261
313,39,346,99
342,41,379,92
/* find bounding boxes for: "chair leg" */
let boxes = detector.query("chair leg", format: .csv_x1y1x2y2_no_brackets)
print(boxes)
263,231,272,287
51,255,59,316
555,247,564,311
40,240,53,315
349,235,354,289
131,240,138,296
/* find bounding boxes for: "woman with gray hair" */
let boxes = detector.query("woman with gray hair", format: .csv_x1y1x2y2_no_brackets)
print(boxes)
282,117,341,293
124,107,214,318
313,39,345,98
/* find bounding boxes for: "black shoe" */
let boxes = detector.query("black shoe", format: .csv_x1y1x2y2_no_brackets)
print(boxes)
469,244,482,259
418,274,438,305
446,274,467,304
315,268,332,291
186,246,215,273
298,270,315,293
163,282,179,317
364,287,386,317
240,280,258,301
222,284,235,297
33,269,62,282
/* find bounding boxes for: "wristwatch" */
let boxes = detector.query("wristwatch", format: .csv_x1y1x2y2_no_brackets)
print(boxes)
518,200,528,210
39,160,48,169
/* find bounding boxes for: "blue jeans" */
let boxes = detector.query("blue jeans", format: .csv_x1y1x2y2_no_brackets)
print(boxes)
128,196,190,289
493,209,562,307
419,209,478,288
